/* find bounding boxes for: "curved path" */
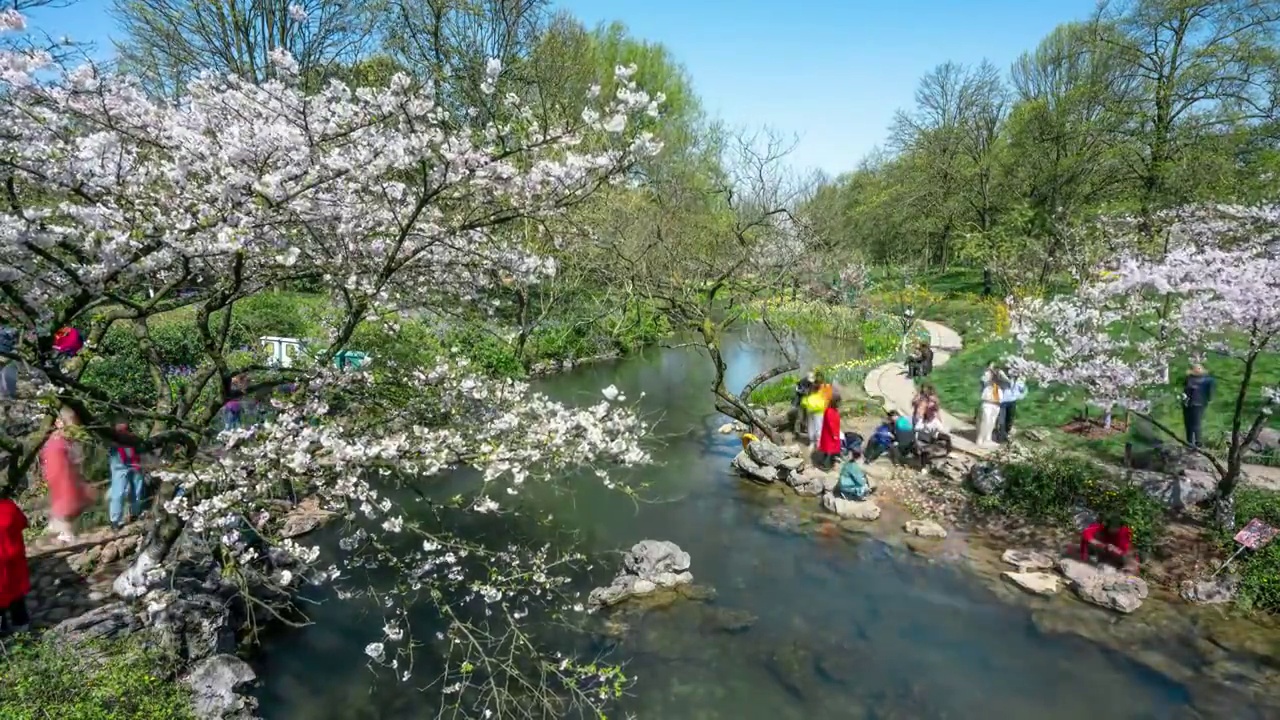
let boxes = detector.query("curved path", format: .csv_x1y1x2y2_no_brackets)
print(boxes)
863,319,1280,486
863,319,988,457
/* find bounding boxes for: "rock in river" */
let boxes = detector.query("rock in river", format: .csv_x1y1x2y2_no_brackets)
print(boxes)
821,493,881,521
1001,549,1056,572
904,519,947,539
1059,558,1148,613
183,654,259,720
588,540,694,610
1003,571,1061,596
1180,575,1239,605
746,439,788,468
733,451,778,484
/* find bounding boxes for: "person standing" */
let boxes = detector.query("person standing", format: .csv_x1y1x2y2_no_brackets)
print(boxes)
976,364,1003,447
997,369,1026,443
41,407,94,542
107,422,147,531
792,371,817,435
801,372,830,450
1183,364,1214,448
816,391,843,470
0,496,31,635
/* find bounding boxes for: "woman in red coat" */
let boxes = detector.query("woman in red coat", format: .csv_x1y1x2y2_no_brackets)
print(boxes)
0,497,31,634
816,391,843,470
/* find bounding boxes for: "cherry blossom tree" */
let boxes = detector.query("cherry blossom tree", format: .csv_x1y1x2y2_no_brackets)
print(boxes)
2,8,666,715
1010,204,1280,527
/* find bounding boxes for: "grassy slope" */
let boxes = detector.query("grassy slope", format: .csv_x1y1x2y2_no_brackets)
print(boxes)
911,268,1280,462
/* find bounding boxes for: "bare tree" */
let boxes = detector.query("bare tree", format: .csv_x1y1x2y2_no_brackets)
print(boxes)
111,0,380,95
581,128,809,441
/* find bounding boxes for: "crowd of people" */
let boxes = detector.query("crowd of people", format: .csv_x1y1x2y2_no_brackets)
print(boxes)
766,337,1145,579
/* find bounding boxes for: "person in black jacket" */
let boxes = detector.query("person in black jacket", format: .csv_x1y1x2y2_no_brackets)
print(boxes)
1183,363,1214,448
907,341,933,379
792,371,817,434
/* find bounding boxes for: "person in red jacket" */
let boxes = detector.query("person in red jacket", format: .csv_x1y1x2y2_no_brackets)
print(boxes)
0,497,31,634
816,391,844,470
1080,513,1139,573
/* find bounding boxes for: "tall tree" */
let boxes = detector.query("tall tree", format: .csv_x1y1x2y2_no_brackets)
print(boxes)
111,0,379,95
1093,0,1280,221
890,60,1009,267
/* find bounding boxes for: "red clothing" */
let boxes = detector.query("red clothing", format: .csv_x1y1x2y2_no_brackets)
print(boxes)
817,406,843,455
117,446,142,470
52,326,83,355
41,431,92,520
1080,523,1133,560
0,498,30,607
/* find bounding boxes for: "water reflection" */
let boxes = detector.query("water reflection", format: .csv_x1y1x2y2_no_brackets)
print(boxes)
255,333,1194,720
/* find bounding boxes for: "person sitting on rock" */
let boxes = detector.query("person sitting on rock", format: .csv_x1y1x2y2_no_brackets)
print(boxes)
864,410,902,463
1079,514,1139,573
907,341,934,379
835,450,871,500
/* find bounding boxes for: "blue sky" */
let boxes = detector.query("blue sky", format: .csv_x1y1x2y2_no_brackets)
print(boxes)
23,0,1099,176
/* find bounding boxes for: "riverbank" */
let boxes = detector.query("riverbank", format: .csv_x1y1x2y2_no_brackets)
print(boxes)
4,494,334,719
718,315,1280,714
725,436,1280,717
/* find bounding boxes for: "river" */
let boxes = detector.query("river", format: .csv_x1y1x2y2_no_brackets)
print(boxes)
254,330,1259,719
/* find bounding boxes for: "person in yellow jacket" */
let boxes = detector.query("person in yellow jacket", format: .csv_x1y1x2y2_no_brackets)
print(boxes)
801,372,832,449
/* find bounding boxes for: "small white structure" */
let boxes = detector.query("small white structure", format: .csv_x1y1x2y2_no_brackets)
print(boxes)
261,336,305,368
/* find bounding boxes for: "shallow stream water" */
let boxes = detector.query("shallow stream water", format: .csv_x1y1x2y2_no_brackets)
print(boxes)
254,330,1261,720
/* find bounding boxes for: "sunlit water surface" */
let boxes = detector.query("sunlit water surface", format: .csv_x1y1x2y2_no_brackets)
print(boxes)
256,331,1204,720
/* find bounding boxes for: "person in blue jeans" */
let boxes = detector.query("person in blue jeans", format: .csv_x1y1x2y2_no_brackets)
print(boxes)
108,423,148,530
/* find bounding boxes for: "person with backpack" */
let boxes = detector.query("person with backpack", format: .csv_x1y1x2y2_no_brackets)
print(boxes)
107,422,148,530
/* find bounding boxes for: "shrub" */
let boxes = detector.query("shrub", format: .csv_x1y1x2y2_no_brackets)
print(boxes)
0,636,195,720
991,452,1165,555
1228,488,1280,613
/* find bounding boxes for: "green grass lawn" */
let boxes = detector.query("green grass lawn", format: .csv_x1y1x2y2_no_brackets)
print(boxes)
928,334,1280,463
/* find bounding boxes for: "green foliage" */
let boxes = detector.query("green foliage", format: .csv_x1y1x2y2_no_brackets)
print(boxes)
441,326,525,378
80,292,326,410
1227,488,1280,613
0,636,194,720
987,451,1166,555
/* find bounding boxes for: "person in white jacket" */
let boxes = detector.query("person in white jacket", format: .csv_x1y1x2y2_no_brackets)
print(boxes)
976,364,1004,446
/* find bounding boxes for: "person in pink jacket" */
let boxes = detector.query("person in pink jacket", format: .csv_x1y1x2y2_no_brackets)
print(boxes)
41,407,94,542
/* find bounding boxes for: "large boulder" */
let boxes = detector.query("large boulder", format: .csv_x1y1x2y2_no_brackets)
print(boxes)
143,590,238,664
733,451,778,483
1129,444,1214,476
1132,468,1218,510
1248,427,1280,455
1059,558,1148,614
47,602,143,644
183,654,260,720
821,493,881,521
747,439,788,468
588,540,694,610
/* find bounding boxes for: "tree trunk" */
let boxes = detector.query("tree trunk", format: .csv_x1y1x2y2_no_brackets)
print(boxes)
113,480,185,598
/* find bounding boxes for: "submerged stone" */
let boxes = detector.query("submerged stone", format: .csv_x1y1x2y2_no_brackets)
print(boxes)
1003,571,1061,596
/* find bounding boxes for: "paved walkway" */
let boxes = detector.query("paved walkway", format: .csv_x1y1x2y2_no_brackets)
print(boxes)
863,319,1280,485
863,319,989,457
